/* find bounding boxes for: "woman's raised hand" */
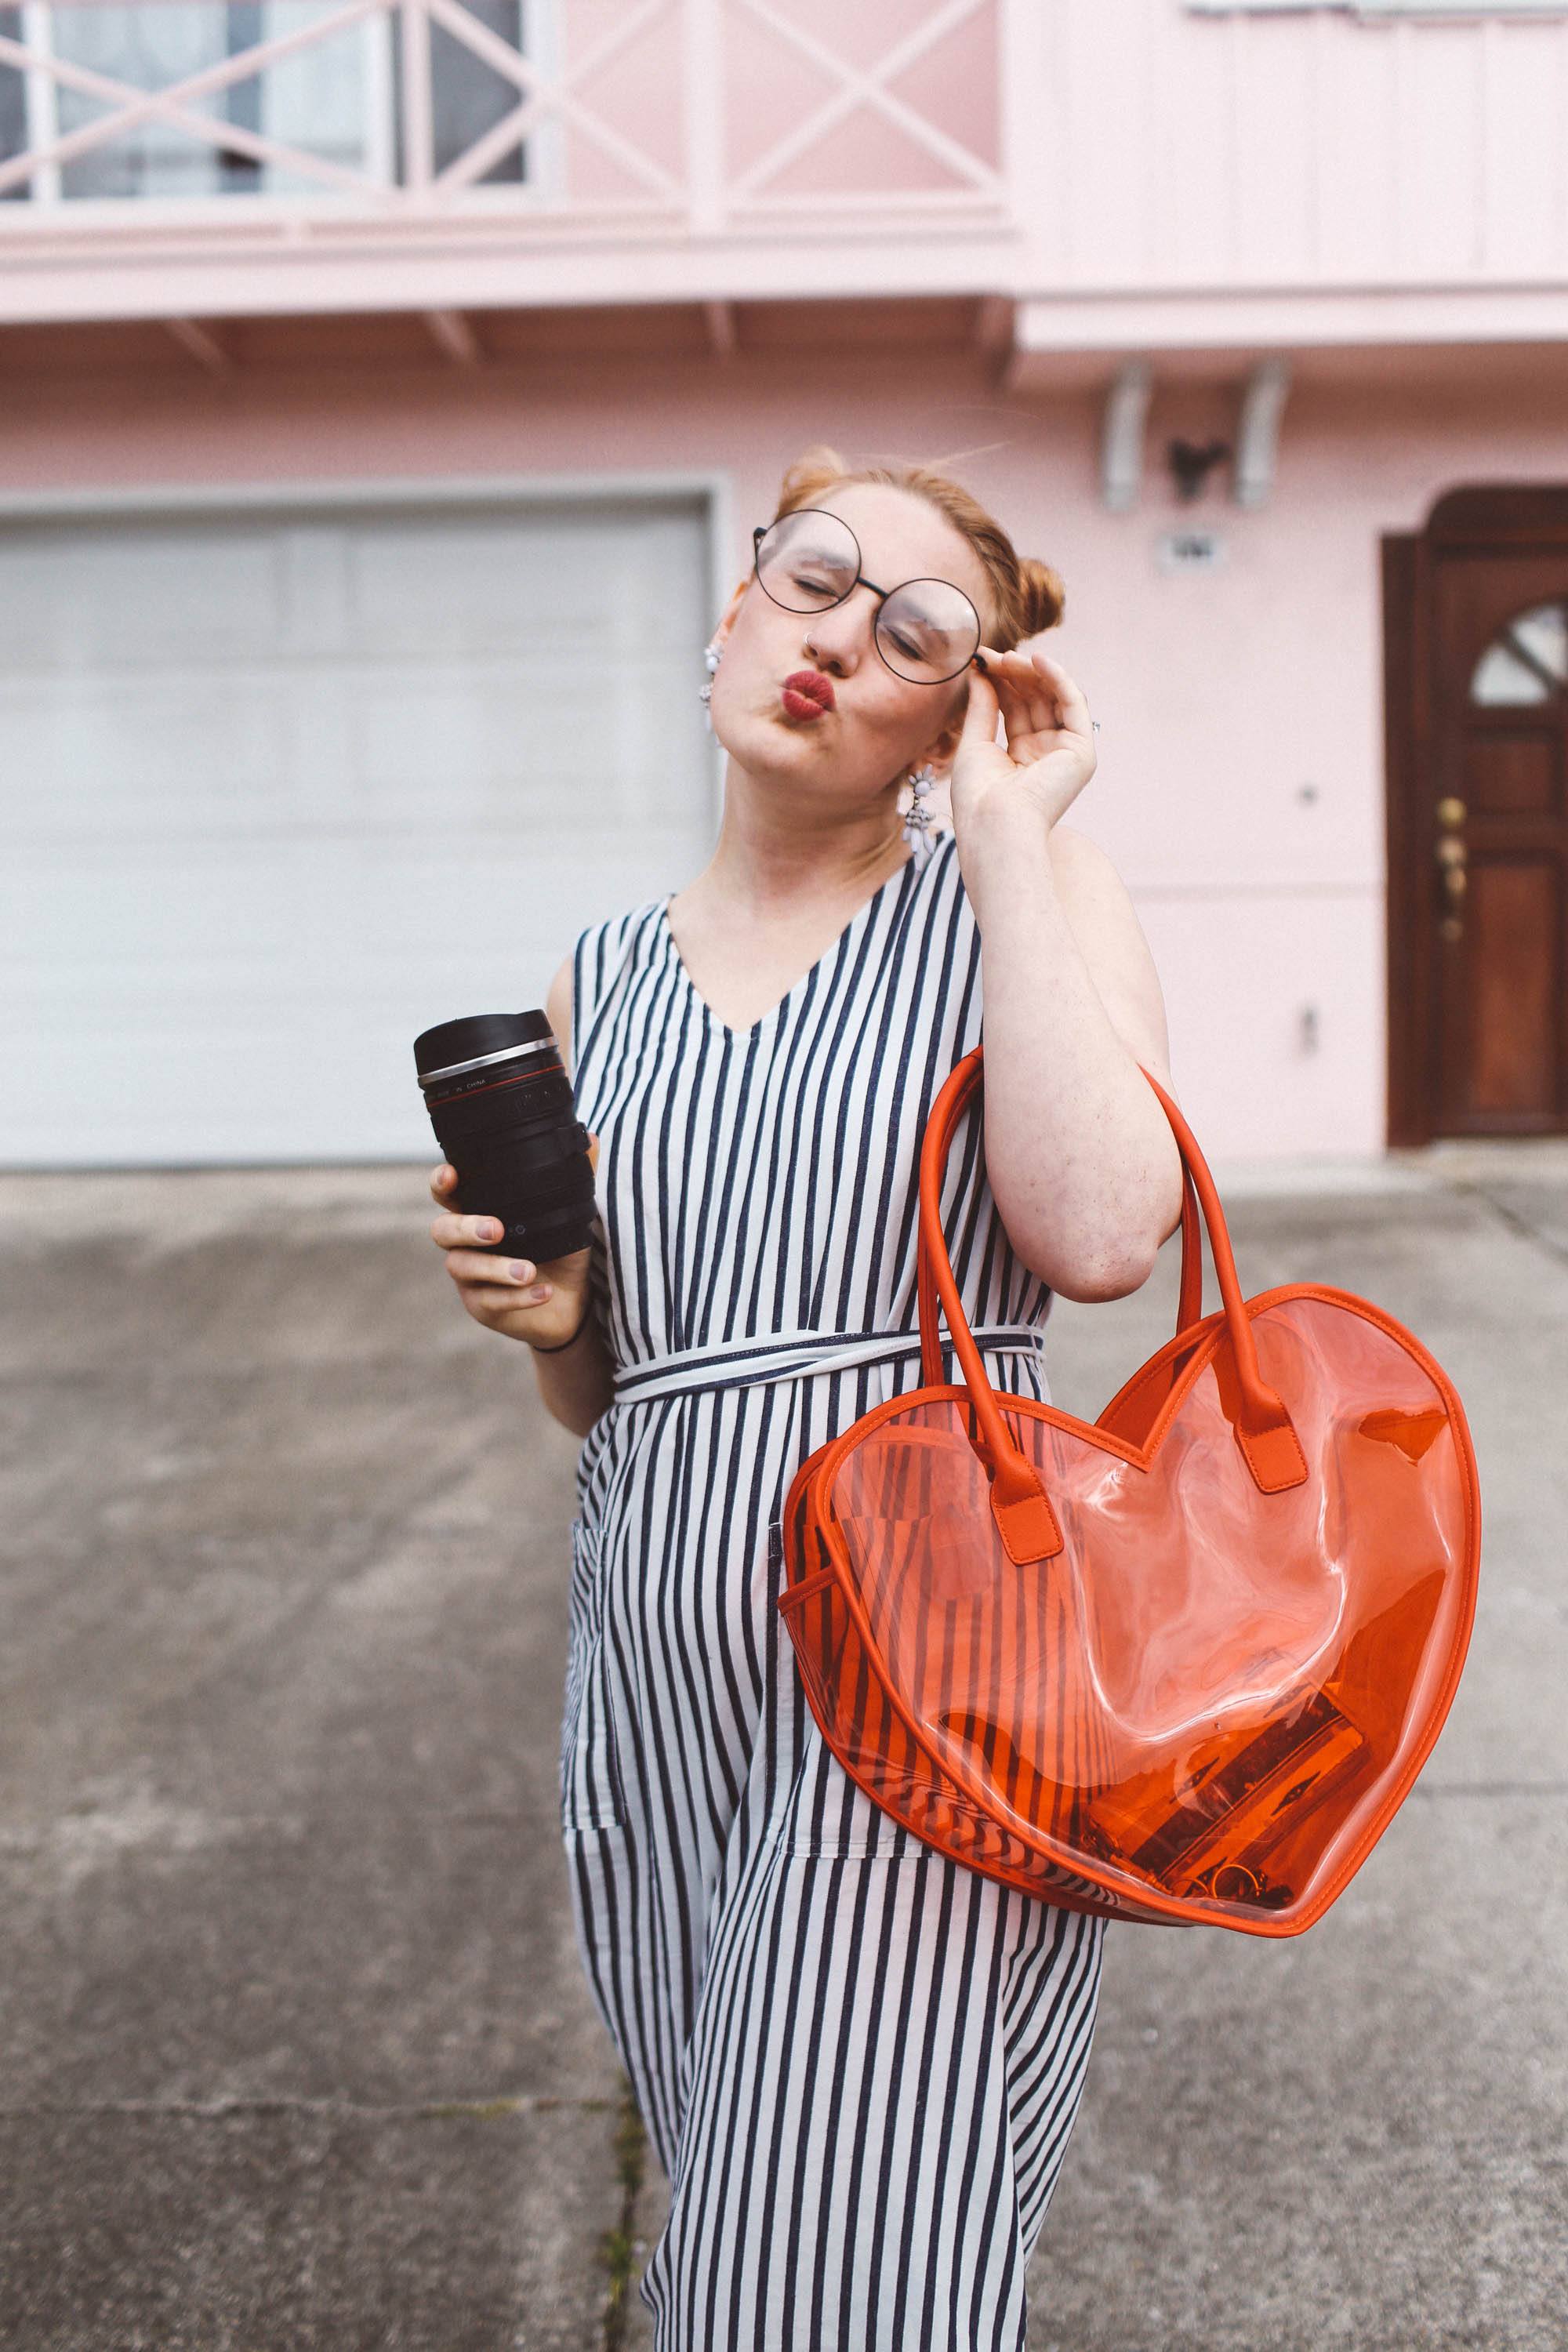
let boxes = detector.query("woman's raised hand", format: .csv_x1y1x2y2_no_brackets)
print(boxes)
428,1137,599,1347
949,647,1098,838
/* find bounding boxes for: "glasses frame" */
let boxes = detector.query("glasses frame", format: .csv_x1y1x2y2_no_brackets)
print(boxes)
750,509,982,686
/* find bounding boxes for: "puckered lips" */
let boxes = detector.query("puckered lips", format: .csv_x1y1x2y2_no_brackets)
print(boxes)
780,669,836,722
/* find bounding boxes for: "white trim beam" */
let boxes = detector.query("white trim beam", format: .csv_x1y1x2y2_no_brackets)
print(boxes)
0,233,1022,327
1007,285,1568,372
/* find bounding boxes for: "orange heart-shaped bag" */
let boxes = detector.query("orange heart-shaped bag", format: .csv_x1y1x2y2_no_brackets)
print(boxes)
777,1047,1481,1936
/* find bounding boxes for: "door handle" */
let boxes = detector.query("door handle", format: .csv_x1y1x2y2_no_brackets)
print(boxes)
1435,827,1468,943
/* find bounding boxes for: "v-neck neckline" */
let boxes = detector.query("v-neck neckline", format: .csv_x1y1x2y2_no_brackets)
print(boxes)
660,835,935,1041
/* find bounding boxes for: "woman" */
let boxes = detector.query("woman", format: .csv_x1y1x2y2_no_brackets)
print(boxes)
430,448,1185,2350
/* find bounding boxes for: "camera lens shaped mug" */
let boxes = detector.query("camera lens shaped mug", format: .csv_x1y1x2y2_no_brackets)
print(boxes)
414,1011,597,1267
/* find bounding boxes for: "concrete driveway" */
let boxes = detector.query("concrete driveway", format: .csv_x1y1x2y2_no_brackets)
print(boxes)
2,1143,1563,2350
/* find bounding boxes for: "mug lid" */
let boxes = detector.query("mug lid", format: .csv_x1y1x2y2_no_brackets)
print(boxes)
414,1008,553,1084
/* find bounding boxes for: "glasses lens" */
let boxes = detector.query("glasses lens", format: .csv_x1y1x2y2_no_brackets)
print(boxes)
875,579,982,684
755,509,860,612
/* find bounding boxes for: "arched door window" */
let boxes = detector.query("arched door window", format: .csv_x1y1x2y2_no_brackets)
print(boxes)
1469,601,1568,707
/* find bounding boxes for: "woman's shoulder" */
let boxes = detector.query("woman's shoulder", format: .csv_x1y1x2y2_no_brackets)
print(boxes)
563,891,667,1062
570,891,666,974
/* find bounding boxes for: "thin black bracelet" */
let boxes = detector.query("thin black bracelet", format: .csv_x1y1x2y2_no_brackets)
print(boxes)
528,1296,595,1354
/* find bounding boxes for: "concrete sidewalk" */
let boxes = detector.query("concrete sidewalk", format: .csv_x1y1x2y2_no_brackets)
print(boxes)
1,1151,1563,2350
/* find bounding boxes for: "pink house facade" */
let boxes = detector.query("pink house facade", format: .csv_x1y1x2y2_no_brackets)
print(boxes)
3,0,1566,1168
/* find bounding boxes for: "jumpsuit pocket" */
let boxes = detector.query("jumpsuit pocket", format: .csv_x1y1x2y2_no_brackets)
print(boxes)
772,1519,910,1864
560,1514,629,1834
779,1734,913,1862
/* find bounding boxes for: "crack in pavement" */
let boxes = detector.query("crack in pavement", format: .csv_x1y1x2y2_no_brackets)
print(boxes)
1442,1176,1568,1275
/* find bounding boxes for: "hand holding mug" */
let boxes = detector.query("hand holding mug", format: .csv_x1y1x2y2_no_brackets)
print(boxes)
429,1135,600,1348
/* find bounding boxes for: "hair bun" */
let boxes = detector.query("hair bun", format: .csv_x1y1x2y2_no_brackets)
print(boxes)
775,443,850,514
1019,557,1065,635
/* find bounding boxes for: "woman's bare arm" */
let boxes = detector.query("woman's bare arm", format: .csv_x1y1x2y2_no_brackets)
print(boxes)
949,648,1185,1305
974,818,1185,1302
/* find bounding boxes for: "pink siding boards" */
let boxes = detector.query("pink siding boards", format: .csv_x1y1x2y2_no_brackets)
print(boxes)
1052,3,1568,294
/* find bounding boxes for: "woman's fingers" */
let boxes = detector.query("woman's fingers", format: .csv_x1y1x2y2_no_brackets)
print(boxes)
464,1280,550,1315
973,648,1091,744
976,647,1051,739
425,1157,598,1345
430,1209,506,1250
1033,650,1093,735
444,1247,539,1287
1006,653,1061,737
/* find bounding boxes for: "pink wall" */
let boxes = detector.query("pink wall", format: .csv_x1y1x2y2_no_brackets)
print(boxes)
3,337,1564,1160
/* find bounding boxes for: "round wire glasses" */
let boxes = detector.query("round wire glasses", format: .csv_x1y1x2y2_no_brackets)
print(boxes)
751,507,982,685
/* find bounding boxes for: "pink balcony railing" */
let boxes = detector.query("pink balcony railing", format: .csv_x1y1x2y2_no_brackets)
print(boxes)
0,0,1011,256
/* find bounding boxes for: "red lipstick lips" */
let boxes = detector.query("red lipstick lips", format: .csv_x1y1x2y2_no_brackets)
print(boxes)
781,669,836,721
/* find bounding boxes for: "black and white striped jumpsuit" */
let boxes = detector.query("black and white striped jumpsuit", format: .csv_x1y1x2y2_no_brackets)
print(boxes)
562,824,1105,2352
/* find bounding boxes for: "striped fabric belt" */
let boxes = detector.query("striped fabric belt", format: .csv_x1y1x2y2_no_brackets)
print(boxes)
610,1322,1047,1407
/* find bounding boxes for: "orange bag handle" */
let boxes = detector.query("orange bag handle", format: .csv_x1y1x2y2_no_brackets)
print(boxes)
916,1058,1202,1358
914,1048,1306,1564
1174,1161,1204,1335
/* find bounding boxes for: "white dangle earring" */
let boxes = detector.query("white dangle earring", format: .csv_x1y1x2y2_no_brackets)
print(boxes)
902,761,937,848
699,640,722,731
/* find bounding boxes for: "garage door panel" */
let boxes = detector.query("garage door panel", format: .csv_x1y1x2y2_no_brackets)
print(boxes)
341,506,705,657
5,677,299,834
0,528,289,670
6,1005,394,1169
354,660,702,822
11,658,703,845
354,670,576,808
9,836,677,995
6,497,714,1164
343,520,604,654
8,921,683,1170
5,838,355,979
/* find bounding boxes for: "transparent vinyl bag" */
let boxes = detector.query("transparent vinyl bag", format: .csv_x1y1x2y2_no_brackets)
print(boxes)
776,1048,1482,1936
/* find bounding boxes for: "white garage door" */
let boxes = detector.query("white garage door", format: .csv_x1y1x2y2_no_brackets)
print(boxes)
2,492,716,1166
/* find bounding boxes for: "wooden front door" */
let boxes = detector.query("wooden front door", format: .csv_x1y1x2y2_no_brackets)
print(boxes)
1384,488,1568,1143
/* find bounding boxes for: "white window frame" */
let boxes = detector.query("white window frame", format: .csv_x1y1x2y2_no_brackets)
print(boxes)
4,0,565,209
